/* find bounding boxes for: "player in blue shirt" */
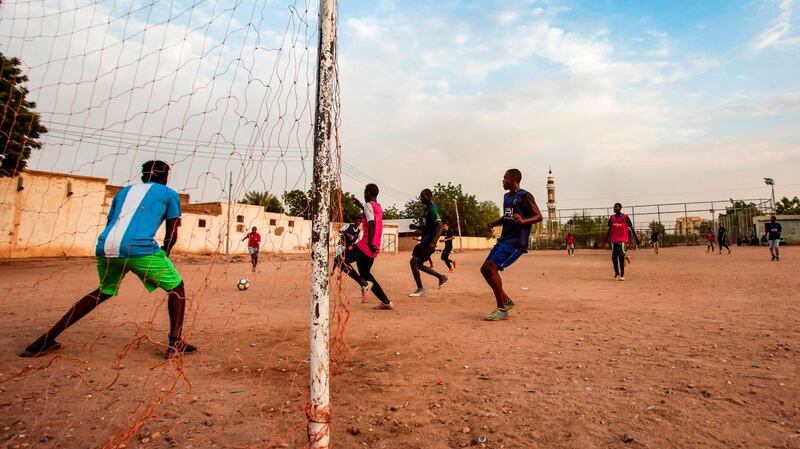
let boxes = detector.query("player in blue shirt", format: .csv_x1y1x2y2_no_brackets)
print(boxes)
21,161,196,358
482,169,543,321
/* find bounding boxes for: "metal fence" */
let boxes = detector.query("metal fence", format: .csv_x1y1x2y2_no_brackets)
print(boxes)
531,198,773,250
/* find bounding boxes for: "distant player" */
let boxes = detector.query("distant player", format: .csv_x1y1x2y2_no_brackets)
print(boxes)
765,215,782,261
481,169,543,321
566,233,575,256
650,228,660,255
332,219,360,274
605,203,639,281
21,161,195,358
706,229,715,253
440,223,457,271
408,189,448,297
718,225,731,254
242,226,261,270
339,185,393,309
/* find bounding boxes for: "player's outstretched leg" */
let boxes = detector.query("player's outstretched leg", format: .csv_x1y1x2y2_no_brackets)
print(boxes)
21,289,112,357
355,254,392,309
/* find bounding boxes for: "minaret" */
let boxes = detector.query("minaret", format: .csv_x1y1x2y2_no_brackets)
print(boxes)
547,167,556,222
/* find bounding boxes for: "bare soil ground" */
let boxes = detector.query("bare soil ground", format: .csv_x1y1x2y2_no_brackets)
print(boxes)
1,246,799,449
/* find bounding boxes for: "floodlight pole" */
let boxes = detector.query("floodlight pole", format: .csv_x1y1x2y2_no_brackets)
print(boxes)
308,0,337,447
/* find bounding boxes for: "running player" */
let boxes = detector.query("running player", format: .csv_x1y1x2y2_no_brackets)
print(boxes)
706,229,715,253
332,219,360,274
408,189,448,297
21,161,196,358
765,215,782,261
482,169,543,321
242,226,261,270
718,225,731,254
340,185,393,309
440,223,457,272
605,203,639,281
566,233,575,256
650,228,660,255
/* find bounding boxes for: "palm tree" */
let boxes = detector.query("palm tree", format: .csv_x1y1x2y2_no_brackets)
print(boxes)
240,191,284,213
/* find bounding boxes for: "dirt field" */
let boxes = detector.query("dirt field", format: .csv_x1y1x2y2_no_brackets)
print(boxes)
1,246,799,449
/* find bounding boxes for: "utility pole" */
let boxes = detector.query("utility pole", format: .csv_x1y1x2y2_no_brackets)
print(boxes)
226,171,232,255
453,198,463,252
308,1,337,448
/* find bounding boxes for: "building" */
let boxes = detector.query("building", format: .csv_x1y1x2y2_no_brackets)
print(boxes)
0,169,398,258
752,215,800,244
675,216,708,236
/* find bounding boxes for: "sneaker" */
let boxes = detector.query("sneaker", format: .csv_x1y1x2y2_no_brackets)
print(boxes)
374,301,393,310
484,308,508,321
20,337,62,358
505,298,516,311
438,275,448,288
613,275,620,280
408,288,426,297
166,339,197,358
361,281,374,302
618,276,626,281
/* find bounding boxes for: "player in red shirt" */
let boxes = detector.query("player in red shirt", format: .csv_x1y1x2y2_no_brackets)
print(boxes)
706,230,715,253
242,226,261,270
566,233,575,256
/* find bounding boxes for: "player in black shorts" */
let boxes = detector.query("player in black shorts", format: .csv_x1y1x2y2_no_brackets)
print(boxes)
440,223,457,272
718,225,731,254
408,189,448,297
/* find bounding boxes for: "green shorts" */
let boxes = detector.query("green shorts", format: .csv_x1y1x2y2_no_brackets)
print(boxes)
97,250,182,296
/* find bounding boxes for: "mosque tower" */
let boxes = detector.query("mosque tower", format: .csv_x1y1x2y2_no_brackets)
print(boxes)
546,167,556,222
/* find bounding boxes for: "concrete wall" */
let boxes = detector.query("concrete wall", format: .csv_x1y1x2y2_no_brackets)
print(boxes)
1,170,400,258
399,235,497,252
0,171,108,258
753,215,800,244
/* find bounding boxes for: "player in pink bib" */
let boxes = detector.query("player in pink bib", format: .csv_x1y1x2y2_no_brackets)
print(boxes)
605,202,639,281
339,184,393,309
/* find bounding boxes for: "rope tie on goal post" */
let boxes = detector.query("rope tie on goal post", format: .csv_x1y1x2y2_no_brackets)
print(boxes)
305,404,333,448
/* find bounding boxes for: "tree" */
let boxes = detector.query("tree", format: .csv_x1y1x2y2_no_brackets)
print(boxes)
382,205,405,220
331,189,361,222
776,196,800,215
283,189,311,218
240,191,284,213
402,182,499,237
283,188,361,221
1,52,47,177
648,220,666,235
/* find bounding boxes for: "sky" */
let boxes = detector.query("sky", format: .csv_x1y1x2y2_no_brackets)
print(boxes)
1,0,799,213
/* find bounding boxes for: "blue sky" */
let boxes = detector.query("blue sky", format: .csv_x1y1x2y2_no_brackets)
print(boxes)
1,0,798,213
335,0,800,208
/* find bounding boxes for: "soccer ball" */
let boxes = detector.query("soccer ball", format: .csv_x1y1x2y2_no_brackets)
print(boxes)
237,278,250,291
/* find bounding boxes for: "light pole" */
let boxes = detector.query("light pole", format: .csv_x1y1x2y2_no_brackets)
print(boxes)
764,178,776,212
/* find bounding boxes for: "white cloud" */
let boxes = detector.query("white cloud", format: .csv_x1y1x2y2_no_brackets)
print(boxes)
750,0,800,52
337,4,800,208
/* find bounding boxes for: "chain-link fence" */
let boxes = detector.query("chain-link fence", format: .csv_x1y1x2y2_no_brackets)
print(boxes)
531,198,773,250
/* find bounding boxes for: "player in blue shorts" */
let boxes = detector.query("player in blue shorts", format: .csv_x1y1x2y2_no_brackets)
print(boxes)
481,169,543,321
20,161,196,358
